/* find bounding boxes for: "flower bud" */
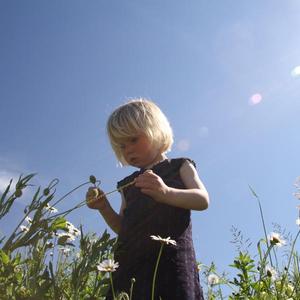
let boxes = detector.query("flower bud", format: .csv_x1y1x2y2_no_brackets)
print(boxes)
89,175,96,184
43,188,50,196
15,189,22,198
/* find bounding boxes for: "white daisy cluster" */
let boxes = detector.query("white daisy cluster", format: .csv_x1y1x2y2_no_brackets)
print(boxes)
56,232,76,242
268,232,286,247
97,259,119,272
55,221,80,243
66,221,81,237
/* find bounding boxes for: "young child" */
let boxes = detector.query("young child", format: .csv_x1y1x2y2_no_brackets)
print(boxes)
86,98,209,300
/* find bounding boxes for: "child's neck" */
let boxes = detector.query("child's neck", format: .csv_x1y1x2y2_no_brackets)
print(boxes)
144,154,168,169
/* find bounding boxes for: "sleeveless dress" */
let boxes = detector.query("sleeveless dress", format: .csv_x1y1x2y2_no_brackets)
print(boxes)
106,158,204,300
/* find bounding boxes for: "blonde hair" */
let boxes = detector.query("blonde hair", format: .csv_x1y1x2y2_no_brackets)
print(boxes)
107,98,173,165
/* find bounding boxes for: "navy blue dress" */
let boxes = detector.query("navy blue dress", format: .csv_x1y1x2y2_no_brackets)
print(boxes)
106,158,204,300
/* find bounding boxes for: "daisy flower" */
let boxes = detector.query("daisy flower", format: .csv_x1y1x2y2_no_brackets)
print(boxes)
208,274,219,285
150,235,177,246
66,221,80,236
294,176,300,188
59,247,71,256
265,265,278,280
20,225,29,233
268,232,286,247
25,216,32,224
97,259,119,272
294,192,300,200
57,232,76,242
45,203,58,213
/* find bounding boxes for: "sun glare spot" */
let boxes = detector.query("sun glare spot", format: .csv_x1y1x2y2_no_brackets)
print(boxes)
249,93,262,106
291,66,300,78
177,139,190,152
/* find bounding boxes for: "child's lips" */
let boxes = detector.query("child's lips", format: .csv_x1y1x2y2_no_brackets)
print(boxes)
130,157,138,163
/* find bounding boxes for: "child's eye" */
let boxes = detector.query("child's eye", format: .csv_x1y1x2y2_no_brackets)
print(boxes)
118,137,139,149
130,137,138,144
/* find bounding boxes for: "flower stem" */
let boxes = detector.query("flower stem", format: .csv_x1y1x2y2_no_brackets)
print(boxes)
49,180,136,218
129,278,135,300
286,228,300,272
249,185,273,267
152,243,164,300
110,273,116,300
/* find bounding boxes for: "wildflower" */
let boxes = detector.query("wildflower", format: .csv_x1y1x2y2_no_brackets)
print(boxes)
45,203,58,213
59,247,71,256
66,221,80,236
14,266,22,272
97,259,119,272
25,216,32,224
57,232,76,242
296,218,300,226
208,273,219,285
294,192,300,200
46,241,54,248
20,225,29,233
294,176,300,188
268,232,286,247
265,265,278,279
150,235,177,246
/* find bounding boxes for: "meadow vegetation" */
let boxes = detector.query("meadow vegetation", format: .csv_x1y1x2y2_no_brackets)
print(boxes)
0,174,299,299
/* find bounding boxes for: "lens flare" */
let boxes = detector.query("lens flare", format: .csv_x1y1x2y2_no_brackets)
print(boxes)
291,66,300,77
177,139,190,152
249,93,262,106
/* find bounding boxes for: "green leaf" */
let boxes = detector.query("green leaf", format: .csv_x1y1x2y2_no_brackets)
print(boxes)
50,216,67,231
0,250,10,265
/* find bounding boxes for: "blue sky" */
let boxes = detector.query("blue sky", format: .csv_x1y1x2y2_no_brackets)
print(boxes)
1,0,300,279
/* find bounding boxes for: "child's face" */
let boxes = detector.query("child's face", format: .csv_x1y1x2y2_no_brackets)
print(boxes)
119,134,163,168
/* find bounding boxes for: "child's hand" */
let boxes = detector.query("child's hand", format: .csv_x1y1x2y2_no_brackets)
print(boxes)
135,170,170,203
86,187,108,211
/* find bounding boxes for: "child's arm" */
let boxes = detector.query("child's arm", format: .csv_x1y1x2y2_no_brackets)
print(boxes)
86,187,125,234
134,161,209,210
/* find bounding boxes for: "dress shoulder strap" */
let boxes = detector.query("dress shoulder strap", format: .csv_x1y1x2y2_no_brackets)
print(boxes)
169,157,196,169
